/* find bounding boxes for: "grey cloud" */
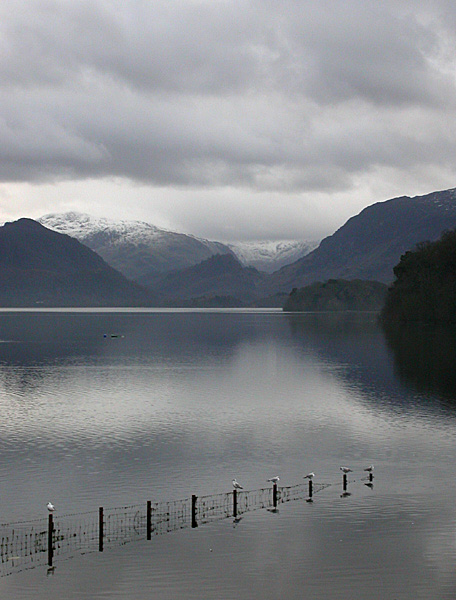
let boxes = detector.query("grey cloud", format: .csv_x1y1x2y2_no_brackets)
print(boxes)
0,1,265,94
1,0,450,104
281,2,450,107
0,0,456,198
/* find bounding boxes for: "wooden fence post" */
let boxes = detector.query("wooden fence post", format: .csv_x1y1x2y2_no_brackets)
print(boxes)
191,495,198,528
147,501,152,540
233,489,237,518
309,479,313,498
273,483,278,508
48,513,53,567
98,507,104,552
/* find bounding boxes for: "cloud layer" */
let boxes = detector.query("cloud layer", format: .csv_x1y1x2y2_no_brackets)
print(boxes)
1,0,456,240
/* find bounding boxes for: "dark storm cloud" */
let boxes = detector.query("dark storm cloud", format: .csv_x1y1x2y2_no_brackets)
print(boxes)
0,0,456,195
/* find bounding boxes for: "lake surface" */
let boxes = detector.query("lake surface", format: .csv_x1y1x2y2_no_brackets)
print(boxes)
1,308,456,598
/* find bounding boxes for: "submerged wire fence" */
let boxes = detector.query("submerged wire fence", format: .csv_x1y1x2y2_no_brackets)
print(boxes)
0,479,336,578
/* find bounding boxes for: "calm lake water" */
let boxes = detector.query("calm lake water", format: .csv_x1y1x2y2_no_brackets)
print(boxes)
1,308,456,599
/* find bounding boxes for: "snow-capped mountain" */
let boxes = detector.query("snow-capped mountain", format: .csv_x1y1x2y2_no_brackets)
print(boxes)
227,240,319,273
38,212,232,280
38,212,319,279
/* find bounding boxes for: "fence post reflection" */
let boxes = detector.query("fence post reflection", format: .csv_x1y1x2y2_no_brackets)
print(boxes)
99,507,104,552
147,500,152,539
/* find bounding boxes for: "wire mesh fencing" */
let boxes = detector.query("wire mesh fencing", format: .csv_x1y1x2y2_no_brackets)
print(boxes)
197,492,233,525
236,487,272,515
279,481,330,503
0,516,50,576
148,498,192,536
0,479,331,577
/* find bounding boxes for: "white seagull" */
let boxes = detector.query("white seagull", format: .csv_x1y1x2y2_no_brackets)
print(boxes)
232,479,243,490
364,465,374,473
303,472,315,480
47,502,55,512
267,476,280,485
340,467,352,474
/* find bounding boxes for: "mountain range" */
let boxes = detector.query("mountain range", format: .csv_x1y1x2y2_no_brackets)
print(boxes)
2,186,456,307
38,212,316,279
38,212,233,280
136,187,456,304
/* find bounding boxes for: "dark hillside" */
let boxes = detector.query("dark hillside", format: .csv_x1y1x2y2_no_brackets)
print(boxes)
0,219,155,306
139,253,267,305
265,188,456,295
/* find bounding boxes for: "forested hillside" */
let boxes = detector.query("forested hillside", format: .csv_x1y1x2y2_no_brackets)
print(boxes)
381,229,456,322
283,279,388,312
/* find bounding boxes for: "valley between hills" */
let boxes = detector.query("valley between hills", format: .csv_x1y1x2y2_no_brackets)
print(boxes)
1,187,456,309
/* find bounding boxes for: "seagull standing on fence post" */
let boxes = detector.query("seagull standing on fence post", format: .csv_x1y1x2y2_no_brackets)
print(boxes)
47,502,55,512
232,479,243,490
364,464,374,482
304,472,315,501
268,476,280,510
340,467,351,493
340,467,352,474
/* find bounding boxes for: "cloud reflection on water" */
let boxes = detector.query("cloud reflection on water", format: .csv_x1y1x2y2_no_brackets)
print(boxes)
0,310,456,598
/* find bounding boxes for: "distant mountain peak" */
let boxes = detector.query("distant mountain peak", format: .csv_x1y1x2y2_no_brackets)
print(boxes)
6,217,46,229
39,211,163,239
227,239,319,273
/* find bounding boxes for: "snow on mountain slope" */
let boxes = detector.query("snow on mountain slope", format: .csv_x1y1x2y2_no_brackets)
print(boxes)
38,212,232,280
39,212,163,242
39,212,224,251
228,240,319,273
38,212,319,279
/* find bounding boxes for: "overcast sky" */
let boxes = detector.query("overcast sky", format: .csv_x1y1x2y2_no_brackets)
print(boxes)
1,0,456,241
